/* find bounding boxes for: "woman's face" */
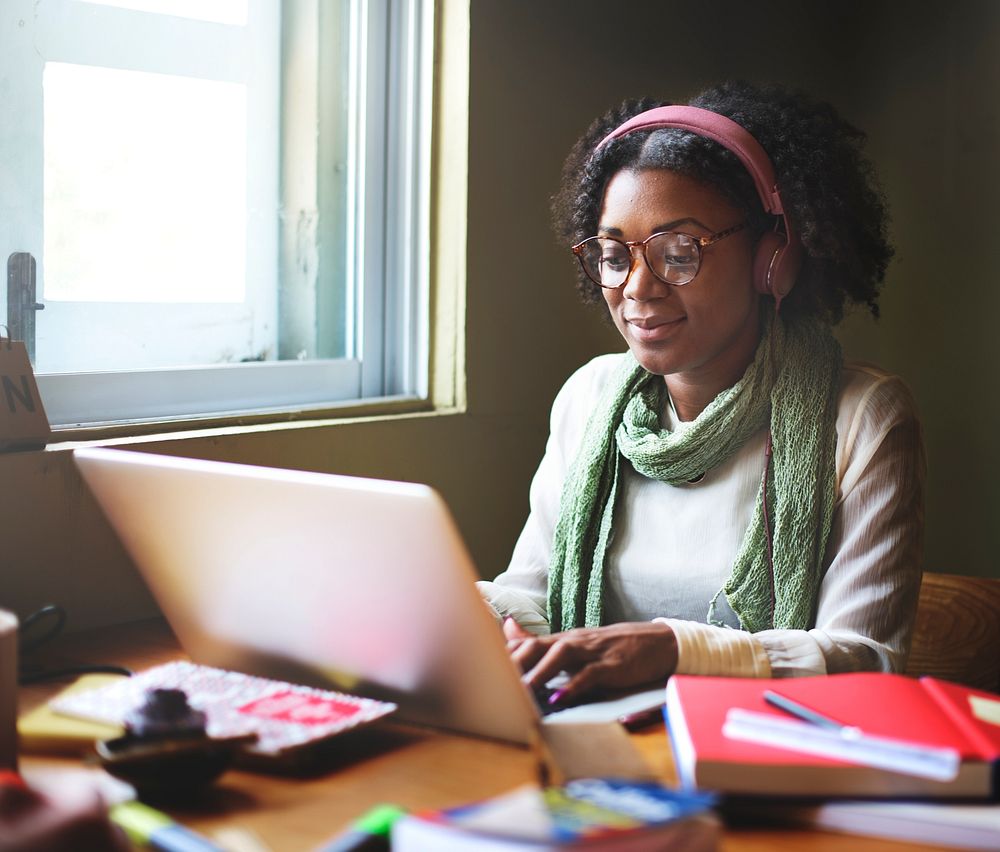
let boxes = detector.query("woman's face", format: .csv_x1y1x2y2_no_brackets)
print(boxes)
598,168,760,393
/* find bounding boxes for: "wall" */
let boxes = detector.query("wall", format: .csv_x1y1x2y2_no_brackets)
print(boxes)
2,0,997,633
467,0,1000,578
834,1,1000,576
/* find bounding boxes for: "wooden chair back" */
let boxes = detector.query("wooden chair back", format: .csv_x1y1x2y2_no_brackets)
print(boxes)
905,571,1000,694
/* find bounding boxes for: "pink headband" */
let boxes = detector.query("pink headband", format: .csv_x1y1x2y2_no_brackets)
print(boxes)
597,105,786,217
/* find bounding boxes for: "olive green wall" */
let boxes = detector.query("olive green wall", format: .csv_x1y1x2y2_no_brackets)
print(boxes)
468,0,1000,579
833,1,1000,577
2,0,997,632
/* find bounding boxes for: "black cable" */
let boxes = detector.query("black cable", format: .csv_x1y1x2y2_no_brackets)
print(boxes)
17,604,133,685
18,604,67,653
18,664,133,684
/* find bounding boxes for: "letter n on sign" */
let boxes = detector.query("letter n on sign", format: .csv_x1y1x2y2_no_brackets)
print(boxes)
0,334,50,451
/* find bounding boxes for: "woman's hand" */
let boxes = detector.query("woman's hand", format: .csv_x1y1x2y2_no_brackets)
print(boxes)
502,618,678,704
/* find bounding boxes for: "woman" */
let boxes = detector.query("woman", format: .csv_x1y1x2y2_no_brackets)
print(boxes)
479,81,924,705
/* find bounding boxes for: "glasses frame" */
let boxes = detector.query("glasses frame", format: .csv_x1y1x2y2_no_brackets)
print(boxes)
571,222,747,289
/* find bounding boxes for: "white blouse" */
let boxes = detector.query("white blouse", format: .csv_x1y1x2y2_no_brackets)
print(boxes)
478,353,925,678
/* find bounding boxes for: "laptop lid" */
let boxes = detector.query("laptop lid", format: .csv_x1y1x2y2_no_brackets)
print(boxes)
73,447,540,746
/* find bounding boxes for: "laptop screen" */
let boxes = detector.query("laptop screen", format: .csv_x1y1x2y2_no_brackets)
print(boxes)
74,447,540,745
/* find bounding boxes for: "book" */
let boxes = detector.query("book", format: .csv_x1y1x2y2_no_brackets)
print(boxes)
49,661,397,759
391,778,719,851
665,673,1000,798
18,674,125,755
733,799,1000,850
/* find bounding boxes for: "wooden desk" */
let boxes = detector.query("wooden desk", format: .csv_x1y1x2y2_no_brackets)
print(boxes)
19,619,944,851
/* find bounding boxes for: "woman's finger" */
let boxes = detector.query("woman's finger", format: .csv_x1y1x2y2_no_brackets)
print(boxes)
522,635,590,688
502,617,533,641
509,635,553,673
549,660,613,704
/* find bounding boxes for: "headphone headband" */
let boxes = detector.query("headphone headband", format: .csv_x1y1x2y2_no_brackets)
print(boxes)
597,104,802,300
599,105,785,215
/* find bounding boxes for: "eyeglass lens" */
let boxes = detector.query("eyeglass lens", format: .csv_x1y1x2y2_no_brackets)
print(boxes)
580,233,701,288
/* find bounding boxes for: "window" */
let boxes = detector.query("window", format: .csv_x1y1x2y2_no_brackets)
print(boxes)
0,0,432,427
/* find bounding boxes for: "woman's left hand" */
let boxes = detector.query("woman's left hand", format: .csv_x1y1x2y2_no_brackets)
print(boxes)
503,618,678,704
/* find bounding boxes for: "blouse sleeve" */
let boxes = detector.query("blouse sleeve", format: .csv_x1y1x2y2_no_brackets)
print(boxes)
660,371,926,677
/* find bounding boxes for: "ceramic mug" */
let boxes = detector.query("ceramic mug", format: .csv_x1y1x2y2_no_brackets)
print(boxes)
0,609,18,770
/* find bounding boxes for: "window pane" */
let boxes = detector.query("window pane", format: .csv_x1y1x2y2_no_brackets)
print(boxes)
78,0,248,26
0,0,431,422
43,62,247,305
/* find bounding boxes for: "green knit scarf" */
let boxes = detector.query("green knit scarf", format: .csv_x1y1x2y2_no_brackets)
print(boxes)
546,311,842,634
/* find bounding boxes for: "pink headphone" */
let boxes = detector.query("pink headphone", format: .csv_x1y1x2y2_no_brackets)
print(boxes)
599,105,803,301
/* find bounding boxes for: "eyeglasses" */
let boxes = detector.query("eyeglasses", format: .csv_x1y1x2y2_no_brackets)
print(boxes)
571,222,747,289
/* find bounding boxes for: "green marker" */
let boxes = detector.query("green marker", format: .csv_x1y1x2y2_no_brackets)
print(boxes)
316,804,406,852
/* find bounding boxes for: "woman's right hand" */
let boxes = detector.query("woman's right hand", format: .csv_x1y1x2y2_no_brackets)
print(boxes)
502,617,677,705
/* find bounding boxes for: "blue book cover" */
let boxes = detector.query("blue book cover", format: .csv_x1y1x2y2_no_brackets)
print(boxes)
399,778,717,848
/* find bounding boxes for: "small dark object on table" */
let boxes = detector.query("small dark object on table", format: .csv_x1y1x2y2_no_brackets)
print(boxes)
96,688,255,799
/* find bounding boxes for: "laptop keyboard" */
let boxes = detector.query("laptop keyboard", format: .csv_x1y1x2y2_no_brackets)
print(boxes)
533,683,593,716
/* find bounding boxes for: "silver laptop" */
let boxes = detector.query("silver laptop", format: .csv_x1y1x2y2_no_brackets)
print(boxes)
74,447,542,745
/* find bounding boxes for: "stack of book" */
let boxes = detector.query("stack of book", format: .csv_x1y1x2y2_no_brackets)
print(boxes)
391,778,719,851
731,799,1000,850
665,672,1000,849
665,672,1000,799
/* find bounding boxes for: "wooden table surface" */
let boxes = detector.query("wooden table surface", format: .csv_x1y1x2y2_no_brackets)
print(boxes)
18,619,952,851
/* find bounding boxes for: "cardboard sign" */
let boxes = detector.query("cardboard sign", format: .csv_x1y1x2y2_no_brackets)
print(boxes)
0,333,51,451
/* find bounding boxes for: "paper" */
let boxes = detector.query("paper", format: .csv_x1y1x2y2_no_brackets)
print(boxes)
969,695,1000,727
19,673,125,755
539,722,658,784
544,686,664,725
723,708,960,781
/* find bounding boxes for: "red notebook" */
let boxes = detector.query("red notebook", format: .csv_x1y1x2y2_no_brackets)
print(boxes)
665,673,1000,798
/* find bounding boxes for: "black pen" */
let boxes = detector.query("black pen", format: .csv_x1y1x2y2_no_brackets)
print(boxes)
762,690,856,734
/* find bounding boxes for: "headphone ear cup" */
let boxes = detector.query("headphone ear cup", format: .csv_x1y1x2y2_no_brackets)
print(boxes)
752,232,784,295
752,231,803,298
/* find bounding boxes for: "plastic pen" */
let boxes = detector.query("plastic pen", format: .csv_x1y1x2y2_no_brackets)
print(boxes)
617,705,666,732
762,690,855,733
110,800,225,852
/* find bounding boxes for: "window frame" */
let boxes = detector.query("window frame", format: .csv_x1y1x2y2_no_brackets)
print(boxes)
2,0,435,431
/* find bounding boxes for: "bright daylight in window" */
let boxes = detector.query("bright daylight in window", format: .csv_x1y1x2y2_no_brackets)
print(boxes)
0,0,432,426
